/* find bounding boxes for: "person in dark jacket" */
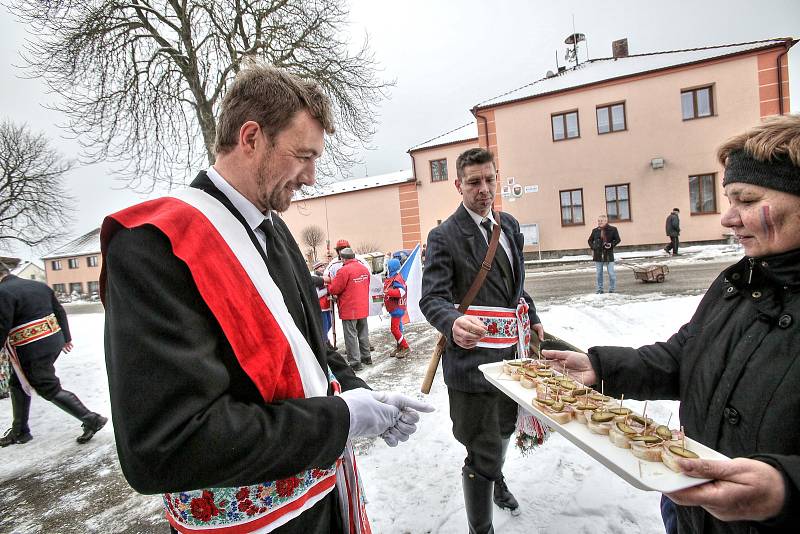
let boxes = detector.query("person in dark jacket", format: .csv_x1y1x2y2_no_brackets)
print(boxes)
102,65,432,534
0,263,107,446
664,208,681,255
588,214,621,293
543,114,800,534
421,148,544,533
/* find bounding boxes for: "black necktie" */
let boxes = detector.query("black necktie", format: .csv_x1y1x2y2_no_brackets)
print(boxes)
258,219,308,335
480,219,515,299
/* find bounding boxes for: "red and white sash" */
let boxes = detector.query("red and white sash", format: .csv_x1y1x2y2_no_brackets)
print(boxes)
101,188,370,534
3,314,63,395
462,298,532,359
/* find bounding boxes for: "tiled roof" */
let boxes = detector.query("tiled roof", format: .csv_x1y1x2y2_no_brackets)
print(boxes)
408,121,478,153
42,228,101,259
476,38,794,110
293,169,414,201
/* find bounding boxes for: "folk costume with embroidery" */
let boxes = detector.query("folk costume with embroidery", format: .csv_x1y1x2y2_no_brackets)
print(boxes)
102,171,369,534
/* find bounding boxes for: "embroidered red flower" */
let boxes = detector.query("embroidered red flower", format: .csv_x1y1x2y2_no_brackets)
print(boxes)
235,487,250,501
487,322,498,335
311,468,327,479
238,498,254,512
190,491,219,522
276,477,302,497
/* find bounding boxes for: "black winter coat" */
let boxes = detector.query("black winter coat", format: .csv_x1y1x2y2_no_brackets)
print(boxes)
588,249,800,534
666,213,681,237
588,224,621,262
0,275,71,362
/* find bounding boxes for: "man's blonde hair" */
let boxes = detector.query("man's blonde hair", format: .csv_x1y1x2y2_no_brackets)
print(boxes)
717,114,800,167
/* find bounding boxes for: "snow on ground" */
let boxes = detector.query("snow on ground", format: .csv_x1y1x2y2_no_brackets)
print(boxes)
2,244,737,532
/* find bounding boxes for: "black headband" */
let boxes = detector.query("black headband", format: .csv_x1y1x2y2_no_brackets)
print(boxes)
723,150,800,196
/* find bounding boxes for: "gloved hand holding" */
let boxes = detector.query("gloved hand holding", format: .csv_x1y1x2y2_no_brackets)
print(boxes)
340,388,401,439
381,408,423,447
370,391,435,414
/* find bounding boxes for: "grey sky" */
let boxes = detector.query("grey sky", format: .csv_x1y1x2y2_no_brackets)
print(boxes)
1,0,798,261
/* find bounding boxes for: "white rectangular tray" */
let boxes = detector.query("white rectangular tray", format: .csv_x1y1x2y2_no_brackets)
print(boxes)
479,361,728,492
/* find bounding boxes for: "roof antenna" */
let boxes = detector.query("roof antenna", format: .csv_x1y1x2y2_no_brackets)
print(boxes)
564,14,585,68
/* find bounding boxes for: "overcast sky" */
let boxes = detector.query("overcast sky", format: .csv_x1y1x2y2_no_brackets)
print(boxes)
1,0,799,261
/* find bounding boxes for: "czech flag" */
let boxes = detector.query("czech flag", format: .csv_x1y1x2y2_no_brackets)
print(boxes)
399,244,425,324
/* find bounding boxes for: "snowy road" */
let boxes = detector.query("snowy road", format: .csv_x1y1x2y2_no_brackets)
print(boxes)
0,246,739,533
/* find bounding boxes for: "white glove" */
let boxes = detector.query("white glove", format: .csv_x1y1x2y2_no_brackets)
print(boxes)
340,388,401,439
381,409,422,447
370,391,436,414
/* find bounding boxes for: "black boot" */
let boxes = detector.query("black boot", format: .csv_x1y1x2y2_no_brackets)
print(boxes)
50,390,107,443
462,466,495,534
0,387,33,446
77,412,108,444
493,438,520,515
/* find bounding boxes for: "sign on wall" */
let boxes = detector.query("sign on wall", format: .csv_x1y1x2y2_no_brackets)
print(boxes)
520,223,539,245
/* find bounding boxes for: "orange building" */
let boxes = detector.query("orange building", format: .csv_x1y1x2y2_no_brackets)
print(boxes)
41,228,102,298
281,170,417,259
282,38,796,258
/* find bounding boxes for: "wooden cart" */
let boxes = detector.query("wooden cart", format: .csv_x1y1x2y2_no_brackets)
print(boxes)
630,263,669,283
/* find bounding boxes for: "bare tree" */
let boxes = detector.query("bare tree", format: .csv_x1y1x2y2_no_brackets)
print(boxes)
0,120,74,251
300,224,325,262
354,241,383,254
7,0,391,192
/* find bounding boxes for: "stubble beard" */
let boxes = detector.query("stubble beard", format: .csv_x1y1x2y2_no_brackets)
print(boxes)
255,150,293,214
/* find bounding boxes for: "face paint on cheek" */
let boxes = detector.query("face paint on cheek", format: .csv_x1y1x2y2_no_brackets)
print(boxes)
760,205,775,242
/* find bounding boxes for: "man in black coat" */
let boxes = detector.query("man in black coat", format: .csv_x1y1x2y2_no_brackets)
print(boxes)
102,65,431,534
664,207,681,255
421,148,543,533
0,263,106,446
588,214,621,293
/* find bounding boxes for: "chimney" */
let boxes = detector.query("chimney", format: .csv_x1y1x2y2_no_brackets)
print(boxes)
612,38,629,58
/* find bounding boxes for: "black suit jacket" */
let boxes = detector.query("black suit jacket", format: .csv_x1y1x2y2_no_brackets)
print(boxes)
0,275,70,362
103,173,366,516
420,204,540,392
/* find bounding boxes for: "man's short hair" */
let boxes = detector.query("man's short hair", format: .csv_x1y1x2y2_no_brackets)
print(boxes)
456,148,495,179
214,64,335,155
672,208,680,213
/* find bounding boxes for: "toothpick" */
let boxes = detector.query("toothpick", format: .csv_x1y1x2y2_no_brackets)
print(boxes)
619,394,624,409
643,401,648,433
667,413,673,428
638,460,643,479
681,426,685,449
601,380,604,397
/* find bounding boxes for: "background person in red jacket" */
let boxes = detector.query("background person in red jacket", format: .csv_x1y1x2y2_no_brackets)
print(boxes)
328,248,372,371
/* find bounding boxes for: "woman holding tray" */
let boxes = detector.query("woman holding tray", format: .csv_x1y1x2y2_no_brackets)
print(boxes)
545,114,800,534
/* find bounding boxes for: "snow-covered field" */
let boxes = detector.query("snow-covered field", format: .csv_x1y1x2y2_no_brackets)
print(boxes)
0,288,710,533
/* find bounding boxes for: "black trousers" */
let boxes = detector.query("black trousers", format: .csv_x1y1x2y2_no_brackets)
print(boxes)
665,236,679,254
448,387,518,480
10,351,63,400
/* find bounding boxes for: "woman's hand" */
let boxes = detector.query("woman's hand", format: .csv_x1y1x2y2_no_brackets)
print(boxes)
541,349,596,386
667,458,786,522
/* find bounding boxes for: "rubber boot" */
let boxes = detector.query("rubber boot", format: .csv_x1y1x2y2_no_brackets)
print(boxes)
50,390,108,443
0,387,33,446
493,438,519,514
462,466,495,534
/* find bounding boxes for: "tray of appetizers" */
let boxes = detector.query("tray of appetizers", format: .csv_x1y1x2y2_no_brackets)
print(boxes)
479,360,729,492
